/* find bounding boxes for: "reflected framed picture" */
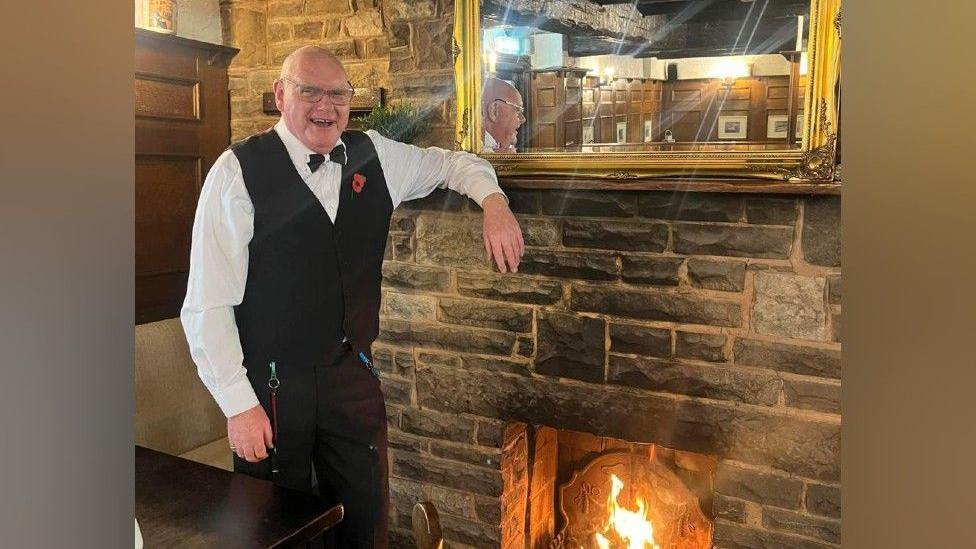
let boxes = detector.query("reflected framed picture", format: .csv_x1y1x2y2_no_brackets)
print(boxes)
643,119,654,143
616,121,627,143
583,125,594,144
767,114,789,139
718,115,748,140
796,114,804,141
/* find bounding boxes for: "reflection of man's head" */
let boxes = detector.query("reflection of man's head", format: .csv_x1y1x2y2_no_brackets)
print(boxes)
482,77,525,152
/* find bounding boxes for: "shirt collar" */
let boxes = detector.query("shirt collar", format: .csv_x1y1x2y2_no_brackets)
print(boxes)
483,130,499,152
274,118,346,176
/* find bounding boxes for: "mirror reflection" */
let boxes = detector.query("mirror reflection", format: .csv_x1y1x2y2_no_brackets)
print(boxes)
481,0,811,154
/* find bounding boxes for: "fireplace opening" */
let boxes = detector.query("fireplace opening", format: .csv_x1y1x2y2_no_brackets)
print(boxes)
500,423,715,549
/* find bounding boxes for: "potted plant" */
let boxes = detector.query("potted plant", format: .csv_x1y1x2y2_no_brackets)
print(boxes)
355,103,431,145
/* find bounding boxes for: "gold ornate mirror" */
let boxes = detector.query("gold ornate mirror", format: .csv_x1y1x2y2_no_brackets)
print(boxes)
453,0,841,188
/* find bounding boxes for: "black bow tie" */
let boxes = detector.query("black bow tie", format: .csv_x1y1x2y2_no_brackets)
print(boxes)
307,144,346,172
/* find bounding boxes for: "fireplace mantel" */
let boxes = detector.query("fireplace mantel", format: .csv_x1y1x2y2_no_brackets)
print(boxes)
499,176,842,195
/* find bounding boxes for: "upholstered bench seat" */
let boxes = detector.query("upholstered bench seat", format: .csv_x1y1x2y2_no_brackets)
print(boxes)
179,436,233,471
135,318,228,470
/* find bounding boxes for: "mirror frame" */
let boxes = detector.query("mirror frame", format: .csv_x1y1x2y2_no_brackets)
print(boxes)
453,0,841,190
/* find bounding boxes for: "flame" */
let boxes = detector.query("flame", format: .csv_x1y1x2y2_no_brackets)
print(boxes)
594,474,660,549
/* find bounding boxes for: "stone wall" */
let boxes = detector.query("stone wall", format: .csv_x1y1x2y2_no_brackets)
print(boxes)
219,0,393,142
378,191,841,549
219,0,457,148
385,0,456,148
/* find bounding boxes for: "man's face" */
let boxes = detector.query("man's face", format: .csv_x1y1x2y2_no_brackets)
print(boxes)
489,89,525,150
274,54,351,153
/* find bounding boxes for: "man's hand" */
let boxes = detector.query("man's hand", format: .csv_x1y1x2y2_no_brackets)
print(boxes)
227,404,273,463
481,193,524,273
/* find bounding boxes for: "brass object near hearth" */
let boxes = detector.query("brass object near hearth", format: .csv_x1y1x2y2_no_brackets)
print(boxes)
551,451,712,548
453,0,841,186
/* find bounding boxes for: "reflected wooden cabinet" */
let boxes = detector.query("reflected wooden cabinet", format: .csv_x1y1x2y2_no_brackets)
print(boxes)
135,28,237,324
526,68,587,150
584,77,664,144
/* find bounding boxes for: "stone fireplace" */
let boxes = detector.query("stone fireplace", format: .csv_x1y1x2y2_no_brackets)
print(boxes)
376,188,841,549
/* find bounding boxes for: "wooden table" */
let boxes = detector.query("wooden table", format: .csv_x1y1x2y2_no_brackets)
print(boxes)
135,446,343,548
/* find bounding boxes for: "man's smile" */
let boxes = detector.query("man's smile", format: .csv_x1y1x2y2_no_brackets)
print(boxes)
310,116,337,128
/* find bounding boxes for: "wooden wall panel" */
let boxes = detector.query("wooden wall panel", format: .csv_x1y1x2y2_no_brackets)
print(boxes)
564,73,583,148
134,76,200,120
612,80,628,143
527,72,558,149
595,85,614,144
667,110,704,142
663,81,708,142
524,70,802,149
537,88,556,107
642,80,663,142
581,76,600,144
626,79,641,143
135,155,201,275
135,29,236,324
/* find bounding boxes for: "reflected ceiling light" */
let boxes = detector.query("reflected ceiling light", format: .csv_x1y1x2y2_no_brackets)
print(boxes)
712,59,751,90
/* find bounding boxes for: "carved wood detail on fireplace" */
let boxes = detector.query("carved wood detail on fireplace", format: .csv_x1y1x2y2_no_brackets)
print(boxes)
554,451,711,549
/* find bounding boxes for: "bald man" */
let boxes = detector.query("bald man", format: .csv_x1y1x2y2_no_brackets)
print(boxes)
182,46,523,547
482,77,525,153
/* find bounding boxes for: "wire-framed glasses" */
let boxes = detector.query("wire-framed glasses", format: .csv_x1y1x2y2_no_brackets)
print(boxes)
280,76,356,105
492,98,526,121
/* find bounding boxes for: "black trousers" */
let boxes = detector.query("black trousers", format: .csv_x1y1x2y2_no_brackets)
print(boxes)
234,346,389,548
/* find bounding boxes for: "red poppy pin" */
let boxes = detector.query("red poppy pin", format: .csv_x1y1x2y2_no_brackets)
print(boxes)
351,173,366,197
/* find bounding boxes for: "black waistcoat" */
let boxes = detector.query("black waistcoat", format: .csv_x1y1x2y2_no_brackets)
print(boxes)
230,129,393,370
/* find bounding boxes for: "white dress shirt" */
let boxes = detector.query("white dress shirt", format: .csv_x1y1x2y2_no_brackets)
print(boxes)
181,119,504,417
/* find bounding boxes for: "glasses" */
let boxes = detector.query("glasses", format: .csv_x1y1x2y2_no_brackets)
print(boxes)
493,98,526,121
280,76,356,106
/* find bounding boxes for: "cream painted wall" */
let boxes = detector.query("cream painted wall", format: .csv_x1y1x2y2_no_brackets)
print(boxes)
568,52,792,81
529,33,564,70
135,0,223,45
574,53,648,79
645,53,792,80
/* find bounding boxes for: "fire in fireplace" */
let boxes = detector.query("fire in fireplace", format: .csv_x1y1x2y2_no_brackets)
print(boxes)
554,449,711,548
501,424,714,549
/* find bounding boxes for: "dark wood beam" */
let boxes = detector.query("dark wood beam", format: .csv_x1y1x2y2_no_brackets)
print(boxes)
568,35,648,57
639,0,806,21
590,0,690,5
638,0,720,17
588,1,806,20
488,0,809,60
631,17,799,58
